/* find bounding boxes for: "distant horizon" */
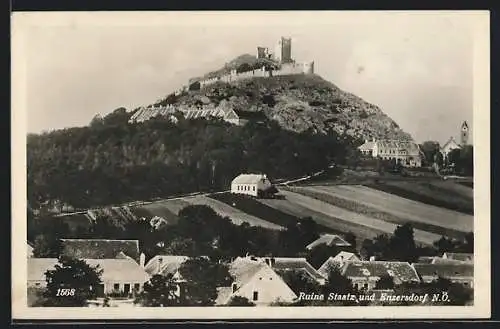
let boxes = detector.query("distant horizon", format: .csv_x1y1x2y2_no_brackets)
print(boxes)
17,11,476,145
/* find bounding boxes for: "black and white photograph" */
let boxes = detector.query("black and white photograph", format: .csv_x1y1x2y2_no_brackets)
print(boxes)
12,11,490,320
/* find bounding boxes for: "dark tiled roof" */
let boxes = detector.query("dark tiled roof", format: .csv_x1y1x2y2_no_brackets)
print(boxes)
443,253,474,263
271,257,325,282
413,263,474,279
60,239,140,262
342,261,420,284
306,234,351,250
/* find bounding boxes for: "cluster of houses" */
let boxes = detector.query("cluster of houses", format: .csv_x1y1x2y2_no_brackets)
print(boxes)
358,121,470,168
128,103,268,127
28,235,473,307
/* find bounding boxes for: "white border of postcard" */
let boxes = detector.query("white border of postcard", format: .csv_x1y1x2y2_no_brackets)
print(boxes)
11,10,491,320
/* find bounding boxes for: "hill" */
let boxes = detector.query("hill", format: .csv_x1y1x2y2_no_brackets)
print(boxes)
27,116,356,211
154,54,412,141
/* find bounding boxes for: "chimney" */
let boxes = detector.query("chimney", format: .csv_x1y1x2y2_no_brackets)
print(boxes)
369,256,376,262
140,253,146,268
340,255,344,261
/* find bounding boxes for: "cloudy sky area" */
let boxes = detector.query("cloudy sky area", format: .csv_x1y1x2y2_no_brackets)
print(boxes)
20,11,480,144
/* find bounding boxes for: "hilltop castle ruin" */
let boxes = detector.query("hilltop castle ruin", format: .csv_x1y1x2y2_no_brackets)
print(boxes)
187,37,315,90
130,37,315,125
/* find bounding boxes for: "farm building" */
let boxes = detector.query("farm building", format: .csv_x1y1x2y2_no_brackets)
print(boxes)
144,255,191,299
305,234,352,250
28,257,150,296
442,252,473,263
317,252,360,278
216,256,297,306
231,174,275,197
412,263,474,288
60,239,141,263
358,139,422,167
266,257,326,285
340,260,421,291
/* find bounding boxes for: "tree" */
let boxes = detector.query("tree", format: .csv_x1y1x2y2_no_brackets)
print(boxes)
42,256,103,307
344,232,357,250
420,141,441,166
388,223,417,263
135,274,180,307
375,274,395,290
321,266,358,305
33,234,62,258
306,244,340,269
447,146,473,176
433,236,456,254
279,270,322,296
178,257,233,306
226,296,255,306
163,237,198,256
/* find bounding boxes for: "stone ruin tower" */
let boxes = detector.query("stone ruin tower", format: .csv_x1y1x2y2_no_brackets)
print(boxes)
274,37,293,64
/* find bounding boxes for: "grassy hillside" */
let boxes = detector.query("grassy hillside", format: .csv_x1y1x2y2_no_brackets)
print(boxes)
365,181,473,215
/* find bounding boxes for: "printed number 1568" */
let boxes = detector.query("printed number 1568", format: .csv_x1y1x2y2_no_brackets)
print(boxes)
56,288,75,296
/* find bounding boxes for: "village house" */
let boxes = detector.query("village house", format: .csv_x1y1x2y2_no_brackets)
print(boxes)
28,257,150,297
442,252,473,263
216,256,297,306
59,239,141,263
230,174,274,197
305,234,352,250
317,251,361,278
143,255,190,299
440,121,470,162
440,137,462,161
264,257,326,285
412,263,474,288
358,139,422,167
340,260,421,291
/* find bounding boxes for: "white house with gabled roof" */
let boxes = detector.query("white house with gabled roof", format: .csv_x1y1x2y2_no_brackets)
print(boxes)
216,256,297,306
231,174,273,197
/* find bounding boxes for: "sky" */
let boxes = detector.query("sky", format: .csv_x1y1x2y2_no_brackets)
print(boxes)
16,11,485,144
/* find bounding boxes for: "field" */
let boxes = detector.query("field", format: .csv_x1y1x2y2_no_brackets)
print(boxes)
129,199,189,225
181,195,283,230
258,197,384,245
209,192,308,230
288,186,469,240
427,180,473,199
276,189,442,246
365,180,473,215
308,185,473,233
458,181,474,189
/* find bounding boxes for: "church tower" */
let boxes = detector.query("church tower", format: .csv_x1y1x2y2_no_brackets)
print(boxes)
460,121,469,146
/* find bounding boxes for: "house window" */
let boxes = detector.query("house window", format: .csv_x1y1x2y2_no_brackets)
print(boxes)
253,186,256,191
232,283,237,293
114,283,120,291
253,291,259,301
363,283,368,289
124,283,131,293
134,283,140,291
